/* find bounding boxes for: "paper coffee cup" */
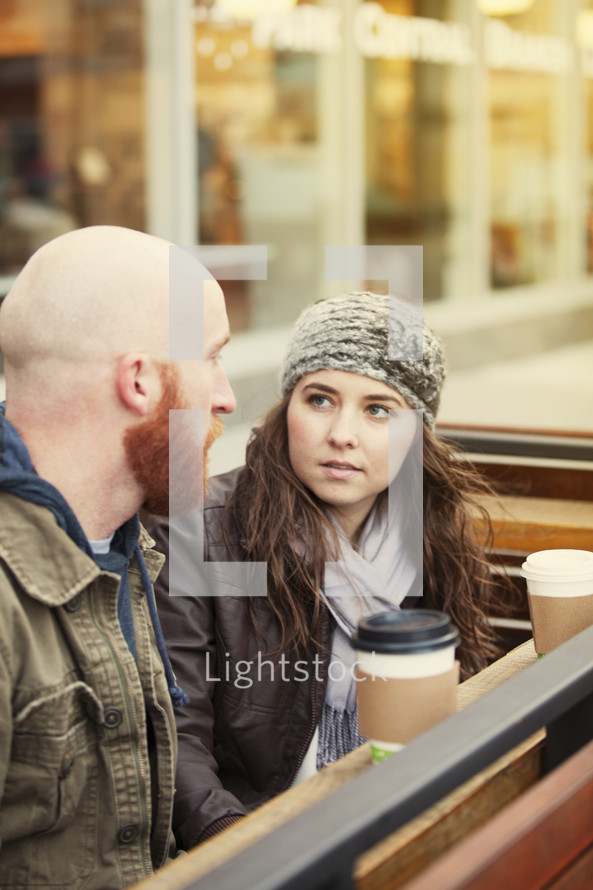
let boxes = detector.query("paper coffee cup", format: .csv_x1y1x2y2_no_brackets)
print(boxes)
521,549,593,655
352,610,460,764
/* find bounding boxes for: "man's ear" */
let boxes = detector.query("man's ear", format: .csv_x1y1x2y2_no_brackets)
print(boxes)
116,354,157,418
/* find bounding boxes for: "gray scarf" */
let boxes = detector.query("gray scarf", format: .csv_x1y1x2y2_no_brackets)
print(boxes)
316,501,420,768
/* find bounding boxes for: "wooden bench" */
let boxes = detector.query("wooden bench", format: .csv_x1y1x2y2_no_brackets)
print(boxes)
399,734,593,890
442,426,593,652
476,493,593,554
472,492,593,648
439,428,593,545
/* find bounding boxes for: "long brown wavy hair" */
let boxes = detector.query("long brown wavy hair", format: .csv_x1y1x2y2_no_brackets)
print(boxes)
223,395,508,679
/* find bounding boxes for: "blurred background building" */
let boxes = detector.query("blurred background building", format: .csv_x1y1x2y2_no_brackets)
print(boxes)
0,0,591,472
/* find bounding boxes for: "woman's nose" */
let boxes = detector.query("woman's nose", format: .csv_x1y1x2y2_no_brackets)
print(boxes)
327,412,358,448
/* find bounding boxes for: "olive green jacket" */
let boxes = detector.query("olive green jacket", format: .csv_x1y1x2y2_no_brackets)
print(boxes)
0,492,177,889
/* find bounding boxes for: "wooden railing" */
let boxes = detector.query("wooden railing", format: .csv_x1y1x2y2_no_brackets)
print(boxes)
399,734,593,890
129,631,593,890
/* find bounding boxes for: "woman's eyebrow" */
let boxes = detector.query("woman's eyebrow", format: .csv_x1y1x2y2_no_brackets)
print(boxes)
363,393,399,402
301,383,338,394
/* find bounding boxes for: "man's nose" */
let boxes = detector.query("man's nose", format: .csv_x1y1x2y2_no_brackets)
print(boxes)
213,367,236,415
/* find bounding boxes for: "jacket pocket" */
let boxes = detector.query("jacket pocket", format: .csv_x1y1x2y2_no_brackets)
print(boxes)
0,681,101,887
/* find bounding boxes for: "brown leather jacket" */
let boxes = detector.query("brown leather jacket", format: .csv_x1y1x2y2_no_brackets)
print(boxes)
150,468,332,851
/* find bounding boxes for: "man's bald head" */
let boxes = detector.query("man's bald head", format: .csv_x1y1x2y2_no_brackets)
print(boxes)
0,226,234,531
0,226,174,376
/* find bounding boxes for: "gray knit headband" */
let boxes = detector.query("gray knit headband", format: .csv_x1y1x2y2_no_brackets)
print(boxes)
280,292,446,428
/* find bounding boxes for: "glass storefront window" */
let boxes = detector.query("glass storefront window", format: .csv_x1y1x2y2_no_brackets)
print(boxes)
0,0,146,278
1,0,592,439
193,0,328,330
487,0,574,289
581,1,593,274
364,0,476,303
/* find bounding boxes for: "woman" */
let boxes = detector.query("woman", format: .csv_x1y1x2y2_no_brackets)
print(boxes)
152,291,506,850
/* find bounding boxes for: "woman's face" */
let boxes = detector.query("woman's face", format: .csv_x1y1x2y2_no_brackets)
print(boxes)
286,369,418,540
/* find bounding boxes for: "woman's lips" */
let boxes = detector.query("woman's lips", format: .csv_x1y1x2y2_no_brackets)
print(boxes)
321,462,361,480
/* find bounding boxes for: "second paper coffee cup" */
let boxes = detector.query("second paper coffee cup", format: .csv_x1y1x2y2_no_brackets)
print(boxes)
521,549,593,655
352,610,460,764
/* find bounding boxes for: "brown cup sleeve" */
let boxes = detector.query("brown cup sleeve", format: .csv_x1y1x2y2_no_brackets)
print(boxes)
355,661,460,744
528,593,593,654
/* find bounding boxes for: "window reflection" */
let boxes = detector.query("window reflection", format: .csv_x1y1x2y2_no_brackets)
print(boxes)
194,0,322,330
364,0,474,302
0,0,146,277
488,0,565,289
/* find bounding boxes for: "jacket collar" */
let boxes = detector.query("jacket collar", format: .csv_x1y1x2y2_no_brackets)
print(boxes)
137,525,165,581
0,492,161,606
0,492,98,606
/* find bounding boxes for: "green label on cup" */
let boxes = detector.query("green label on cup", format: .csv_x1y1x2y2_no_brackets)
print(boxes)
371,745,395,764
370,741,404,764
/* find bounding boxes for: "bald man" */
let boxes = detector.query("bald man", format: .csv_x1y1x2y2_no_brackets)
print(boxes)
0,226,235,889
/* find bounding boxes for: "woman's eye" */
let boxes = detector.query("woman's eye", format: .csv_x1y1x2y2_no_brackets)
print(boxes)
307,394,330,408
367,404,390,419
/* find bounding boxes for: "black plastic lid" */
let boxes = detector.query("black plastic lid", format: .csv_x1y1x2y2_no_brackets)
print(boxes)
352,610,460,654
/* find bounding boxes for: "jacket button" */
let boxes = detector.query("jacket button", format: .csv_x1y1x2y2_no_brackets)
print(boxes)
65,595,82,612
118,824,138,844
104,707,122,728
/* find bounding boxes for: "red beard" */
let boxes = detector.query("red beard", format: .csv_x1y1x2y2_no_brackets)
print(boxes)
123,367,224,516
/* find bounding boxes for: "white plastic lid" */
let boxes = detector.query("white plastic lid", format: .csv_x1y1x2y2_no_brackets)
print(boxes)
521,549,593,583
